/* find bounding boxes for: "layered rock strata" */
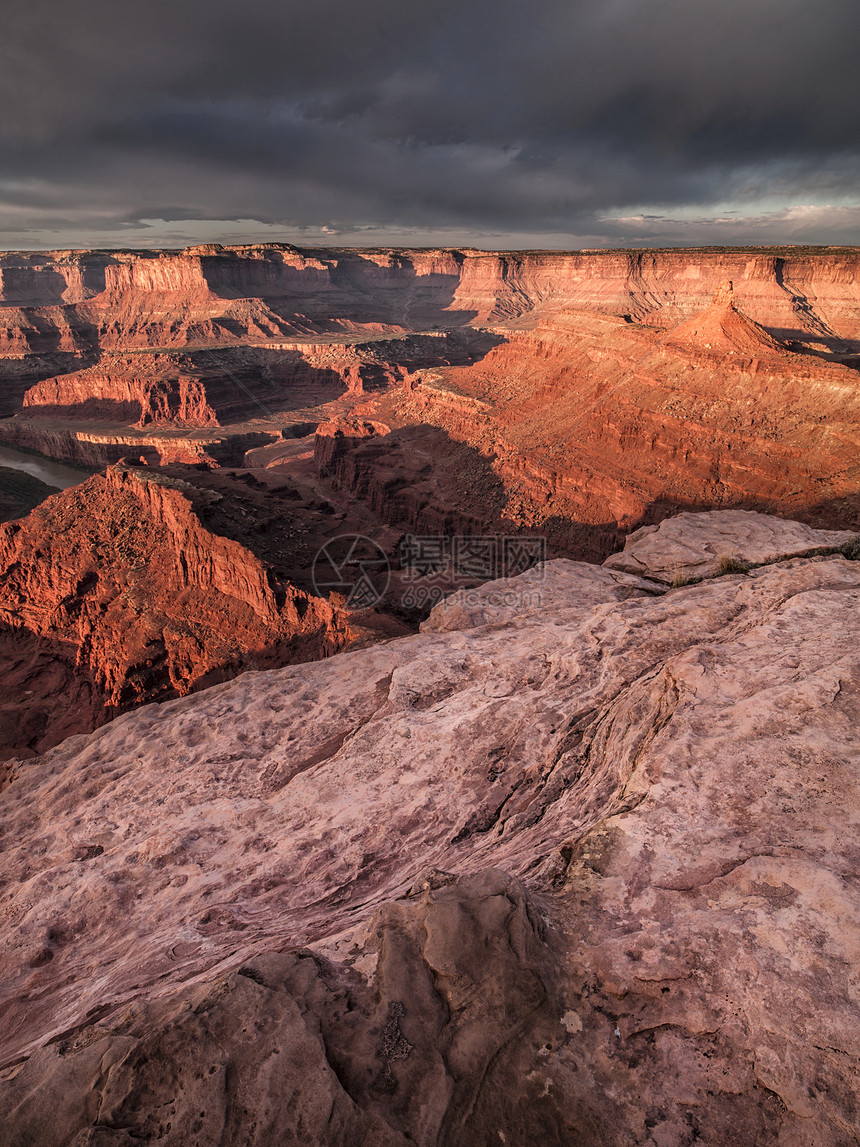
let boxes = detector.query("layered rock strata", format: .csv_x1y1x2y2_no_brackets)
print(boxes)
1,512,858,1144
380,287,860,550
1,245,859,345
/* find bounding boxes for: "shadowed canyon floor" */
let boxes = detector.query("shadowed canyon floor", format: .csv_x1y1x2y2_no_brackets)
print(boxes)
1,513,859,1144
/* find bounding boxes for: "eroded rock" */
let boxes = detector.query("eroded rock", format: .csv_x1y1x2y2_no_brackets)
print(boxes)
0,462,396,758
603,508,858,583
1,514,859,1142
0,873,582,1146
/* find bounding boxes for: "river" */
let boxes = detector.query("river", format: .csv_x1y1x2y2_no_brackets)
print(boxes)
0,445,93,489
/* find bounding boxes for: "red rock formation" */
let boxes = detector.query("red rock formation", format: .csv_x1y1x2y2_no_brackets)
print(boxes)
0,304,92,356
315,419,535,542
314,415,391,469
21,357,219,426
8,247,855,562
0,418,274,467
391,288,860,548
0,243,858,1140
0,332,500,471
0,464,383,758
306,284,860,562
451,248,860,344
2,245,859,353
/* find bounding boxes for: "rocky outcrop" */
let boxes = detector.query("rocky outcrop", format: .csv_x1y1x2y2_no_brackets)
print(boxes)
21,358,219,426
0,873,576,1147
315,420,527,542
2,246,859,346
15,347,353,428
603,508,858,584
0,419,278,468
1,512,858,1144
398,291,860,547
0,464,384,758
4,333,501,466
421,559,661,632
313,415,392,470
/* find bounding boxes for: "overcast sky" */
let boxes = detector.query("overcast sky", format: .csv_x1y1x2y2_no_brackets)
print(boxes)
1,0,858,250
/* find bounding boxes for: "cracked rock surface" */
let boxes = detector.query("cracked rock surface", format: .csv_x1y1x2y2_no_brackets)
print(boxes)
1,513,859,1144
603,508,858,584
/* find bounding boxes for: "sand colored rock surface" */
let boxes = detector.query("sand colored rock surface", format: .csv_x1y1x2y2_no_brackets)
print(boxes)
421,558,663,632
604,508,858,583
1,513,859,1143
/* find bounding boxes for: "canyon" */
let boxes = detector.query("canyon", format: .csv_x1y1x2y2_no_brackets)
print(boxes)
2,246,859,753
1,245,858,528
0,244,859,1142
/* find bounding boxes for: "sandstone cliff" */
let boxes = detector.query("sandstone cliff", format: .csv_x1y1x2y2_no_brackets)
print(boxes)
0,464,385,758
1,244,858,352
380,287,860,552
1,512,858,1144
2,247,859,528
16,334,491,427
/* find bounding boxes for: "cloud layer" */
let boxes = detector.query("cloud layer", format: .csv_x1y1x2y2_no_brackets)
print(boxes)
2,0,858,248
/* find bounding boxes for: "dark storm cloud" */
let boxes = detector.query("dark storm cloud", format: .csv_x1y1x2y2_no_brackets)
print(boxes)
1,0,858,247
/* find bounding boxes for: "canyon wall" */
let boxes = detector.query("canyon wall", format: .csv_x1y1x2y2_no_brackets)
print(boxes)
452,247,860,342
0,464,369,758
1,244,858,346
4,247,857,561
315,418,508,540
2,245,856,479
16,349,345,427
6,333,495,438
0,419,276,466
379,290,860,549
21,363,219,425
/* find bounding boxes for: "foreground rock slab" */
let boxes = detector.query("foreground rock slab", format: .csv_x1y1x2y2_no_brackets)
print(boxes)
1,514,859,1144
604,507,858,583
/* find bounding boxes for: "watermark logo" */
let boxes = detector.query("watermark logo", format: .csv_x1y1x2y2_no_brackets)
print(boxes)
312,534,391,609
312,532,547,612
398,534,546,583
399,533,546,611
402,584,544,611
